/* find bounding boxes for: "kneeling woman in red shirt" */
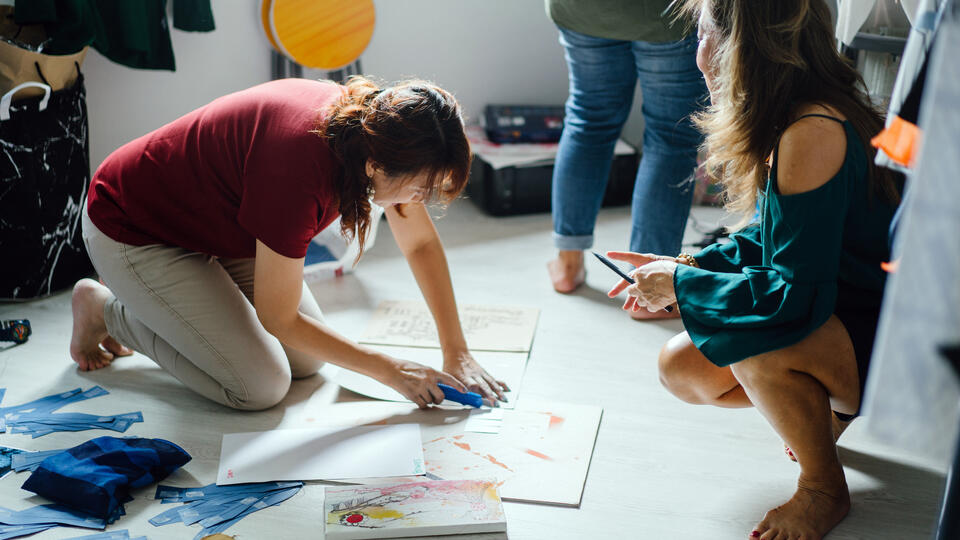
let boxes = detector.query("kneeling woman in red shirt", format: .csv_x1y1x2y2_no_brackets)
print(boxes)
70,76,507,410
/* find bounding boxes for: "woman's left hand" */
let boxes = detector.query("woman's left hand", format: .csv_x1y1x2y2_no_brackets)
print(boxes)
606,251,679,313
443,350,509,404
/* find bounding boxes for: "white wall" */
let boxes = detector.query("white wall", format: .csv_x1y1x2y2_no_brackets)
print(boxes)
84,0,646,170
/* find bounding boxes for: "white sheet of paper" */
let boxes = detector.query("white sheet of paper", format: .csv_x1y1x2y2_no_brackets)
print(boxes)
359,301,539,353
216,424,424,485
332,345,526,409
464,408,505,434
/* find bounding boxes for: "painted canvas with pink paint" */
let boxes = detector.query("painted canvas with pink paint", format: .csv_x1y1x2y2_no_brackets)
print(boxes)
323,479,507,539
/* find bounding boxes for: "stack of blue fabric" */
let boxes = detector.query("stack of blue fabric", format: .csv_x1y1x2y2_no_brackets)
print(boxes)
0,387,143,438
21,436,191,522
150,481,303,540
0,503,106,538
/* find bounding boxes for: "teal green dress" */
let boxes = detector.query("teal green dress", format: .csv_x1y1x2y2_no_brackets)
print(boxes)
674,119,900,368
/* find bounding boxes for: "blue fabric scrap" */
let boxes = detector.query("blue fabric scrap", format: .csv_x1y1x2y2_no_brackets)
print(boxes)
21,436,191,520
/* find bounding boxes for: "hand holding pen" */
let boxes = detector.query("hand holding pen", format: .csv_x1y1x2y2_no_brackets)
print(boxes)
596,251,680,314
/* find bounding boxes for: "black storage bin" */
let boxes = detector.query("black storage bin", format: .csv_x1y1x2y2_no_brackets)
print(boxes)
466,150,639,216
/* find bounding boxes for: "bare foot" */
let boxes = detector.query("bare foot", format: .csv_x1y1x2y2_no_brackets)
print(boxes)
629,304,681,320
69,279,132,371
785,414,853,462
547,250,585,294
750,475,851,540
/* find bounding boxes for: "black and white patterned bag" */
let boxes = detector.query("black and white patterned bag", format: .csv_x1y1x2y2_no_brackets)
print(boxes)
0,65,92,300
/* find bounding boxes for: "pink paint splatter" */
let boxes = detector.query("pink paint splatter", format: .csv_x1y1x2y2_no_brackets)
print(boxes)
483,454,512,471
525,449,553,461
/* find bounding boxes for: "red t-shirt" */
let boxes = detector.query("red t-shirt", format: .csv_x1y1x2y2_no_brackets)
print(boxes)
87,79,344,259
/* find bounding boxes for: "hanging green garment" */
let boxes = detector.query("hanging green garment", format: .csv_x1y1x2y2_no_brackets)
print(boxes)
544,0,689,43
674,120,900,367
14,0,214,70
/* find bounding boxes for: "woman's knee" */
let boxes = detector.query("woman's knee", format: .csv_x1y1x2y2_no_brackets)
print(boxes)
658,333,707,404
227,364,292,411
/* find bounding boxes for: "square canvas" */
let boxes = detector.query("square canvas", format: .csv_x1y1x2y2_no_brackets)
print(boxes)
324,479,506,539
333,345,527,409
217,424,424,485
359,301,539,353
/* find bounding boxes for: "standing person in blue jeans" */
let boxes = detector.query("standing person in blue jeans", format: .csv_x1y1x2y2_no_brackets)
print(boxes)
545,0,707,319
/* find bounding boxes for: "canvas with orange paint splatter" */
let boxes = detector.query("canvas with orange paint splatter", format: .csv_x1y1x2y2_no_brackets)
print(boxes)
323,479,507,539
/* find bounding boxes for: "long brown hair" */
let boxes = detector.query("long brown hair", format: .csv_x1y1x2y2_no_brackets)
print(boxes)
315,76,472,259
677,0,900,227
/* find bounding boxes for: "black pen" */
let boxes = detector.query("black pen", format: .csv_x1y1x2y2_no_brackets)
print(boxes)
591,252,674,313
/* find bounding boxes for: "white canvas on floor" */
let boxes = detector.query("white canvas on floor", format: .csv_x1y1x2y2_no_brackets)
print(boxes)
359,300,539,353
323,479,507,539
217,424,424,485
332,345,527,409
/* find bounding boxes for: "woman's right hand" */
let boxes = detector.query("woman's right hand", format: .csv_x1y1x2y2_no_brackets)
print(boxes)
382,359,469,409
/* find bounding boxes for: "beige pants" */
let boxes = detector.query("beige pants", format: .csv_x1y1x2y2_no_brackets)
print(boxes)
81,208,325,410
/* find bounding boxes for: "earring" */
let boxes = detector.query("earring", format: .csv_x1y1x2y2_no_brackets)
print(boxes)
366,183,376,199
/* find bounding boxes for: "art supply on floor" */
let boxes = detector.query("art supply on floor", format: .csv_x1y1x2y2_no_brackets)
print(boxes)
0,503,106,538
332,345,526,409
324,479,506,539
151,481,302,540
360,300,539,353
217,424,424,485
0,386,143,438
21,436,191,522
405,400,601,507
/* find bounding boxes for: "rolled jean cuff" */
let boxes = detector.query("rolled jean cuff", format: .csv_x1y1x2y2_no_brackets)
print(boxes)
553,232,594,251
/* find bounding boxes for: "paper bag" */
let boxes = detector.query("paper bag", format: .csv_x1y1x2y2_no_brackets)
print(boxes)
0,39,87,99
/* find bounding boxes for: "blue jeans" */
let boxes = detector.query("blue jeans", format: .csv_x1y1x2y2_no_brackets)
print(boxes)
551,28,707,256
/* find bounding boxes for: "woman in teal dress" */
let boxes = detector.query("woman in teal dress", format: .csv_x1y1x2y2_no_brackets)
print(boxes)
605,2,902,539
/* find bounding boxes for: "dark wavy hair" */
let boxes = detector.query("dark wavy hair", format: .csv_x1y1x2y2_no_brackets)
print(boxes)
676,0,901,227
314,76,472,261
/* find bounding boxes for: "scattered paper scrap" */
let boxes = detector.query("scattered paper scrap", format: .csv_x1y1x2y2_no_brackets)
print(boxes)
359,301,539,353
0,504,106,539
324,479,506,539
217,424,424,485
464,408,505,434
0,387,143,438
68,529,147,539
9,448,65,473
0,446,31,479
151,481,302,540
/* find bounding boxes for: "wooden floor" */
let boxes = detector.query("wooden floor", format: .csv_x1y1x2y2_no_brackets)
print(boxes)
0,201,947,539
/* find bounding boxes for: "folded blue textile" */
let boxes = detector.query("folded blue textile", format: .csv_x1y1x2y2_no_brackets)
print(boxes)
0,504,105,529
150,481,302,539
0,523,57,539
0,446,32,479
21,437,191,520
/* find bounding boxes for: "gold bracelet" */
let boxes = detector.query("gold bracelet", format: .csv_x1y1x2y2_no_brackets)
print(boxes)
676,253,699,268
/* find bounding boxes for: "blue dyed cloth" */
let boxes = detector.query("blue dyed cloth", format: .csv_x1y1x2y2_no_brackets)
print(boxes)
22,436,191,520
0,387,143,438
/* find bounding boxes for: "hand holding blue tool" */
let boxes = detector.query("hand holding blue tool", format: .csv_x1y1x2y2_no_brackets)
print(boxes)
437,383,485,408
592,252,674,313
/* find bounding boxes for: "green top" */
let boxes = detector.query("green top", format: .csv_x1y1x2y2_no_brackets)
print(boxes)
675,120,899,367
545,0,688,43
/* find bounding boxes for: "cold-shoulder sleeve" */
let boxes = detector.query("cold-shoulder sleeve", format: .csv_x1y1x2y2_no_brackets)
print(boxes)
693,225,762,272
673,172,852,367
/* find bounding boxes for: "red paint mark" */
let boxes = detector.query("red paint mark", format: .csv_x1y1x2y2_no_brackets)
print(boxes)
549,415,565,428
453,441,472,451
464,466,471,470
346,514,363,524
305,417,315,422
453,435,464,440
427,437,444,443
483,454,512,471
525,449,553,461
227,469,234,479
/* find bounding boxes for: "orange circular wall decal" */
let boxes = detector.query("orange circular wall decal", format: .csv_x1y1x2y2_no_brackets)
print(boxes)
268,0,375,70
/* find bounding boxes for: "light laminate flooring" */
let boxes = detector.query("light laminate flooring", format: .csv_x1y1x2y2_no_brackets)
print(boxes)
0,201,947,539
